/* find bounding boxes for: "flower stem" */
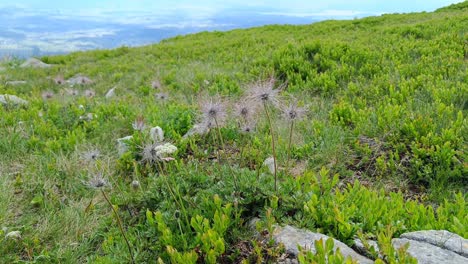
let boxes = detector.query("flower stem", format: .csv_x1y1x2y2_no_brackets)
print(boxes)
286,120,294,173
215,117,239,190
263,102,278,193
100,189,135,264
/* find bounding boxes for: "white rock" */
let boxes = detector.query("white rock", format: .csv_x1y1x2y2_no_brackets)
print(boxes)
400,230,468,258
5,230,21,240
105,87,116,98
150,126,164,142
5,81,27,85
274,225,373,263
0,94,29,106
20,58,51,68
117,136,133,155
393,238,467,264
263,157,276,174
183,123,210,138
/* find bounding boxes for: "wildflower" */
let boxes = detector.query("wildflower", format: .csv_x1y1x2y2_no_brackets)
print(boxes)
151,79,161,89
282,101,307,121
141,142,177,163
105,87,116,98
81,149,100,162
247,78,285,107
155,92,169,101
66,88,80,96
41,91,54,100
263,157,276,174
240,123,255,134
201,97,227,126
149,126,164,142
84,89,96,98
5,231,21,240
54,75,65,85
86,172,109,189
234,101,257,122
154,143,177,158
132,116,146,131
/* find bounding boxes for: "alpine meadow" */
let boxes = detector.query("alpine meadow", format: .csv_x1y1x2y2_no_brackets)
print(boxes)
0,2,467,263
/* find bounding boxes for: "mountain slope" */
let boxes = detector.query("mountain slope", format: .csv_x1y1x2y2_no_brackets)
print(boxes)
0,4,467,263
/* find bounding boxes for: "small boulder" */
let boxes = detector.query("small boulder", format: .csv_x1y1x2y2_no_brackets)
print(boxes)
400,230,468,258
393,238,467,264
273,225,373,263
105,87,116,98
20,58,51,68
5,80,27,85
0,94,29,106
117,136,133,155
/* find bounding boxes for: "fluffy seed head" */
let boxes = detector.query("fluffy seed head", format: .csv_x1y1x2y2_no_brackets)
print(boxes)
81,149,100,162
201,97,227,125
282,101,307,121
41,91,54,100
84,89,96,98
54,75,65,85
86,172,109,189
155,92,169,101
247,78,285,107
240,123,255,134
66,89,80,96
234,101,257,122
151,79,162,89
141,142,177,163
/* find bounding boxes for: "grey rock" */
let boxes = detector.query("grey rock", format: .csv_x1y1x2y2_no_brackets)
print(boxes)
400,230,468,258
273,225,373,264
105,87,116,98
20,58,51,68
393,238,468,264
0,94,29,106
353,238,381,259
5,80,27,85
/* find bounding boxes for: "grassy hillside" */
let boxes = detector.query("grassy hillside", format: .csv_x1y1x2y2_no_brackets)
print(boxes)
0,2,467,263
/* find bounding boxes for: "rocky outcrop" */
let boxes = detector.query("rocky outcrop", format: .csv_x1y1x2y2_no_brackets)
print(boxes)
353,230,467,264
273,225,373,263
272,226,467,264
400,230,467,258
20,58,51,68
393,237,467,264
0,94,29,106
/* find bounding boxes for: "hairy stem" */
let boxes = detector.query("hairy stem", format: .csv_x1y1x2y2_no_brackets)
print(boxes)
286,120,294,173
215,117,239,190
101,189,135,264
263,102,278,192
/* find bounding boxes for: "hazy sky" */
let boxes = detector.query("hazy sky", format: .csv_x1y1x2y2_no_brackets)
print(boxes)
2,0,463,13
